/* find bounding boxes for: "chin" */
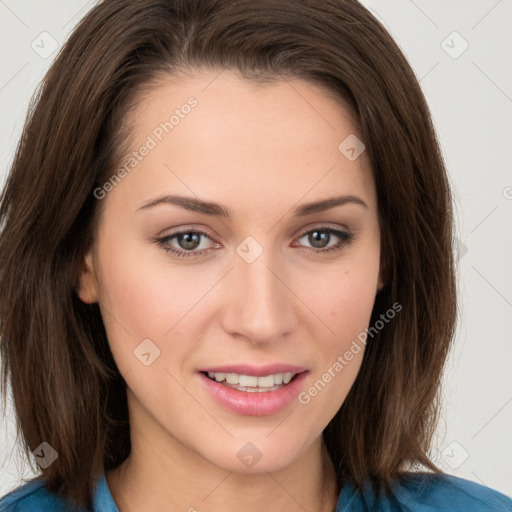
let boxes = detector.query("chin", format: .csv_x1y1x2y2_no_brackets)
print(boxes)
198,433,312,475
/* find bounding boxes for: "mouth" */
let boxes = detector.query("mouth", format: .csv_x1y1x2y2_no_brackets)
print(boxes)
200,371,302,392
197,368,309,416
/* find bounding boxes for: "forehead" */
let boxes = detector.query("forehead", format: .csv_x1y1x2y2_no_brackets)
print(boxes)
109,69,376,218
130,69,360,148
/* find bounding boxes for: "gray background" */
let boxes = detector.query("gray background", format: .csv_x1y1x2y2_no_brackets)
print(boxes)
1,0,511,499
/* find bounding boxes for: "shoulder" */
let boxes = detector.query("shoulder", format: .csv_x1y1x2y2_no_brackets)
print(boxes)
0,477,71,512
0,473,118,512
393,472,512,511
337,472,512,512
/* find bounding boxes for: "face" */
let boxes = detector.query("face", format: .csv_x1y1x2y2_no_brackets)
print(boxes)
79,70,382,474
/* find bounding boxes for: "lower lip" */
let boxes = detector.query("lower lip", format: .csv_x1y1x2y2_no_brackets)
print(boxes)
198,371,308,416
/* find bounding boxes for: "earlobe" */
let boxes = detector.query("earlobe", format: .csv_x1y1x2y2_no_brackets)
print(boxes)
377,269,386,292
76,249,99,304
377,253,390,292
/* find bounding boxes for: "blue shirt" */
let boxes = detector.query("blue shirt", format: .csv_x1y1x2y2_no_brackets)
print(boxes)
0,471,511,511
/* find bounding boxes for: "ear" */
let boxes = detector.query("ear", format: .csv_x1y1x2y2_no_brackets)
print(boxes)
377,272,385,292
377,261,388,292
76,248,99,304
377,244,391,292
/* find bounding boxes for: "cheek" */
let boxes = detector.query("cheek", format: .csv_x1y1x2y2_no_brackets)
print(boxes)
101,259,204,333
93,230,213,373
329,274,377,340
303,258,380,348
296,245,379,395
295,269,377,425
305,273,375,382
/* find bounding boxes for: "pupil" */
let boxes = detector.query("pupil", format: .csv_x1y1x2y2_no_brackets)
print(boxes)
178,232,200,250
309,230,329,248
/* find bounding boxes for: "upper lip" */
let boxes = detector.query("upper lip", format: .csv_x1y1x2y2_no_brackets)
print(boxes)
199,364,308,377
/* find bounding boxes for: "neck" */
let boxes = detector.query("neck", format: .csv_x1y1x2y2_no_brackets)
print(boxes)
106,402,340,512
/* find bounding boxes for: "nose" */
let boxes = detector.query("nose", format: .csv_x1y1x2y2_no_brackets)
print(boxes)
220,247,297,345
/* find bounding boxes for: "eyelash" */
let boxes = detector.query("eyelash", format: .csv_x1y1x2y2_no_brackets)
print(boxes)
155,226,355,259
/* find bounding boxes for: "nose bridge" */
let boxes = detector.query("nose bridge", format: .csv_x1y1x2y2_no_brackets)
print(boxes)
222,241,296,343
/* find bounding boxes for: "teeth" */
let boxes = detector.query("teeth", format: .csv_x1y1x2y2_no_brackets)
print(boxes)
206,372,297,387
239,375,258,387
257,375,275,387
225,373,239,384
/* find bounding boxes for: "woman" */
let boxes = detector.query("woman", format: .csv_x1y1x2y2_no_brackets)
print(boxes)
0,1,510,511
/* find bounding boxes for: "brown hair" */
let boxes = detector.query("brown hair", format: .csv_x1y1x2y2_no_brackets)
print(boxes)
0,0,456,509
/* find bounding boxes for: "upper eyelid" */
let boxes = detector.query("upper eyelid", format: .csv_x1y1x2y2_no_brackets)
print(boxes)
297,224,351,237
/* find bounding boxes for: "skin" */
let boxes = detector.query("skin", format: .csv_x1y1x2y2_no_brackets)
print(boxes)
78,69,383,512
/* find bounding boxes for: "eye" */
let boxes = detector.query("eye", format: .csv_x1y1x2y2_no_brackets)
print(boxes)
156,230,217,259
155,225,355,259
294,227,354,254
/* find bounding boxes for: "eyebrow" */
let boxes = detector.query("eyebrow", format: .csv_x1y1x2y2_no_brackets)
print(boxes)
137,194,368,217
